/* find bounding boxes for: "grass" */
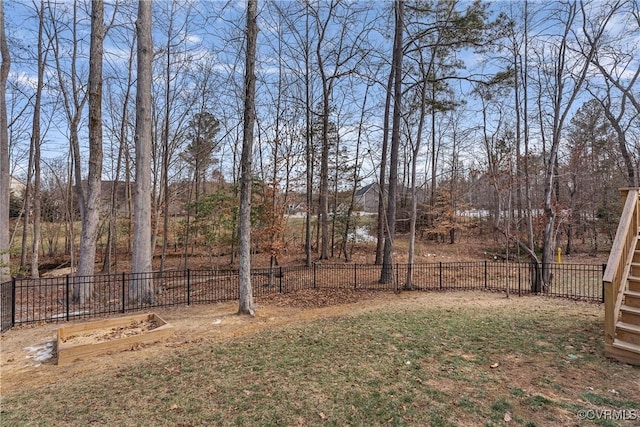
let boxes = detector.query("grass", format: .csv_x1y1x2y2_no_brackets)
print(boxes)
2,299,639,426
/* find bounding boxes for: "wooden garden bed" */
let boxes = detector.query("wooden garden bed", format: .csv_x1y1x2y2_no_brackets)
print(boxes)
57,313,174,366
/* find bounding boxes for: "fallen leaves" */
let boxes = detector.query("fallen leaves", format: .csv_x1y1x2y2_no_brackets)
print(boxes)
256,289,384,309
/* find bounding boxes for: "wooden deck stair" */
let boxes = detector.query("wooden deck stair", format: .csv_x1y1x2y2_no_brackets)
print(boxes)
609,268,640,363
603,189,640,366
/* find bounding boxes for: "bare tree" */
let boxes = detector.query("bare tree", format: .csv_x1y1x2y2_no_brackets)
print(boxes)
588,80,637,186
102,20,136,273
21,1,52,273
309,0,374,260
29,0,48,278
304,2,313,267
585,0,639,115
537,0,618,289
380,0,403,284
341,82,371,262
130,0,153,304
46,0,89,279
405,53,428,289
313,0,337,260
375,56,393,265
584,0,639,186
153,1,203,271
71,0,105,302
0,0,10,281
238,0,257,316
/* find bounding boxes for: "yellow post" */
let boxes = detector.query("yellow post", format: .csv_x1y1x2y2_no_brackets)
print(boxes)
557,247,562,264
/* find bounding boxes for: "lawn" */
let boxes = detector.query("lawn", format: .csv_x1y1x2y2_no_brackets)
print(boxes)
1,291,638,426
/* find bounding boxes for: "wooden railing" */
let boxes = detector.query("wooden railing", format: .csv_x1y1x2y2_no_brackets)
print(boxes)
603,188,639,346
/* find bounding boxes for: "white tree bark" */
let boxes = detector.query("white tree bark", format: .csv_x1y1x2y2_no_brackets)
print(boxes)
238,0,258,316
130,0,154,304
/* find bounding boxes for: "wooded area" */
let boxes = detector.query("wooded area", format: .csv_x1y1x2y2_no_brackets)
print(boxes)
1,0,638,297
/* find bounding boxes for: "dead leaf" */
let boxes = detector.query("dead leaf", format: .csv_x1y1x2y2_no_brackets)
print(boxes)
490,362,499,368
503,411,512,422
318,412,327,420
169,404,179,411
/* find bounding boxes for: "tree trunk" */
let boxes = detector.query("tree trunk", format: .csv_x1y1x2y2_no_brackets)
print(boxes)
160,14,173,274
318,67,330,260
238,0,258,316
380,0,403,284
74,0,104,302
304,2,312,267
523,0,534,252
341,85,370,262
130,0,154,304
0,0,10,281
430,82,437,206
375,60,394,265
539,1,614,289
20,112,34,272
30,0,46,278
406,70,428,290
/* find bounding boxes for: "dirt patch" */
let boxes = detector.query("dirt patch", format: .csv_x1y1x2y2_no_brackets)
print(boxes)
0,290,604,397
60,318,163,345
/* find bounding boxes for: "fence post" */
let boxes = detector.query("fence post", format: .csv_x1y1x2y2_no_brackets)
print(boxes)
65,275,70,321
187,269,191,305
601,264,606,303
395,263,399,293
484,261,487,288
122,272,126,313
439,262,443,290
11,277,16,327
313,263,317,289
279,267,283,293
354,264,357,290
518,264,521,297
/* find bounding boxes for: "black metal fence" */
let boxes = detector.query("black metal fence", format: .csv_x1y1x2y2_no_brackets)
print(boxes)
0,262,605,333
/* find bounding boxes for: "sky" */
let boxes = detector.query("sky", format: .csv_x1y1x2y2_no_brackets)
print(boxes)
4,0,639,190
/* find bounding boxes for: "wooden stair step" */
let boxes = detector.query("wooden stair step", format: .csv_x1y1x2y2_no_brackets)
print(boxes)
621,304,640,315
616,321,640,335
629,277,640,292
612,339,640,355
624,290,640,298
